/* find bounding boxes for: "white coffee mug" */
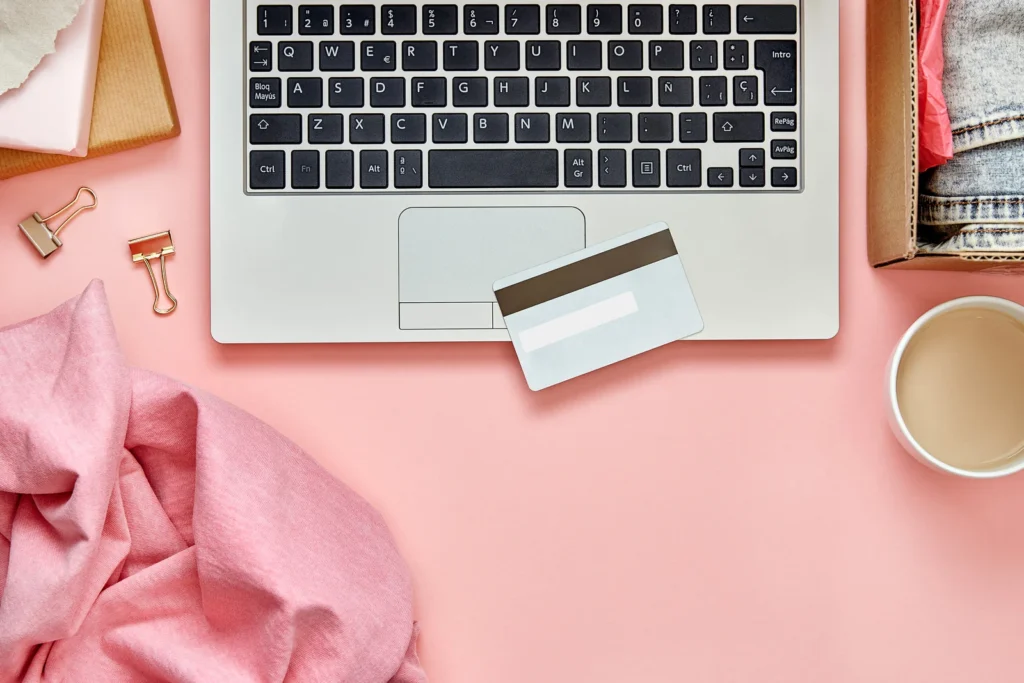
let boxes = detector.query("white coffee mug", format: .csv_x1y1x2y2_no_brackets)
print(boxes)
886,296,1024,479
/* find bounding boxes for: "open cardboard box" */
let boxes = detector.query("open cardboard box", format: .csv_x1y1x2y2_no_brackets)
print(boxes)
867,0,1024,270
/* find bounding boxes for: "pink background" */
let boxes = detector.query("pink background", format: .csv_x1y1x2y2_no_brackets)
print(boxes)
3,1,1024,681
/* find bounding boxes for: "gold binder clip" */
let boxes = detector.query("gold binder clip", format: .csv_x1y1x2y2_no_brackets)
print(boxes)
128,231,178,316
19,187,98,258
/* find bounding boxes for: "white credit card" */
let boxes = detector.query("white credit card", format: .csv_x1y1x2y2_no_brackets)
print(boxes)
494,222,704,391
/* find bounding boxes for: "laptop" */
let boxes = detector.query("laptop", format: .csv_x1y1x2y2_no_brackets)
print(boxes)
210,2,838,343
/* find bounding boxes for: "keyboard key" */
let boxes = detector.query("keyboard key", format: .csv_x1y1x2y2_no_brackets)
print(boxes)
474,113,509,142
740,167,765,187
506,5,541,34
772,167,797,187
412,77,446,106
598,149,627,187
527,41,561,70
587,4,622,34
423,5,459,34
565,149,593,187
341,5,375,34
536,77,570,106
250,41,273,71
548,5,582,34
279,42,314,71
287,77,323,107
465,5,500,33
638,112,673,142
371,77,405,107
515,112,550,143
556,113,591,142
632,149,661,187
733,75,758,105
755,41,797,105
707,166,733,187
679,113,707,142
428,150,559,187
250,150,286,189
494,77,529,106
453,77,488,106
392,113,427,142
362,42,397,71
597,113,632,142
329,77,364,107
567,41,602,70
771,111,797,131
250,114,302,144
395,150,423,187
360,150,389,188
668,4,697,34
292,150,320,189
658,76,693,106
628,5,663,34
713,112,764,142
617,76,652,106
350,113,385,143
667,149,702,187
740,148,764,167
703,5,731,34
485,41,521,70
382,5,417,34
608,41,643,70
433,113,468,142
690,41,718,70
308,114,343,143
299,5,334,34
444,41,479,71
650,41,684,70
257,5,292,35
320,42,355,70
576,76,611,106
725,40,749,70
699,76,727,106
250,77,282,108
326,150,355,188
771,139,797,159
402,41,438,70
737,5,798,34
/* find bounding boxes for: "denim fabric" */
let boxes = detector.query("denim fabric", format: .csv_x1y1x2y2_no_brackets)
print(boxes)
917,0,1024,253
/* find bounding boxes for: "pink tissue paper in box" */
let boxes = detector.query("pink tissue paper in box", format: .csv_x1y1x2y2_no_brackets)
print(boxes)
0,0,106,157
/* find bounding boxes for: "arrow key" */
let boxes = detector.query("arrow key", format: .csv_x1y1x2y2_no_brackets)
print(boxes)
740,167,765,188
740,148,764,167
772,167,798,187
707,167,733,188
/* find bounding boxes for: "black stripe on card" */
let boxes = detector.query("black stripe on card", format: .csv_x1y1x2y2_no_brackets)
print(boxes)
494,229,678,316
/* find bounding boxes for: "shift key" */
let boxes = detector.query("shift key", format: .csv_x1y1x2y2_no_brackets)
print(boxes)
713,112,764,142
250,114,303,144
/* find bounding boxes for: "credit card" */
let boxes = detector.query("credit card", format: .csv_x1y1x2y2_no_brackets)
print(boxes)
494,222,704,391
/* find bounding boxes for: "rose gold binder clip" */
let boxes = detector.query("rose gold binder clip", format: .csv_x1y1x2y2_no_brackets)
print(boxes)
128,231,178,316
18,187,97,258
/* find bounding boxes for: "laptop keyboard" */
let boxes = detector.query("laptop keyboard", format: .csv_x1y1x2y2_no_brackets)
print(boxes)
245,2,802,193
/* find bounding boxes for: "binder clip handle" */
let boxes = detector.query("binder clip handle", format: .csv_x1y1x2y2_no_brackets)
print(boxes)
129,231,178,316
41,187,98,238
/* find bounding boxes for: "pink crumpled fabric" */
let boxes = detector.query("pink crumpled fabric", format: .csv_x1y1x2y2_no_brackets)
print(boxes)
918,0,954,171
0,282,426,683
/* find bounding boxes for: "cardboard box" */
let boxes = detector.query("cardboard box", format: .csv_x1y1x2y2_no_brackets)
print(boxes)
0,0,180,181
867,0,1024,270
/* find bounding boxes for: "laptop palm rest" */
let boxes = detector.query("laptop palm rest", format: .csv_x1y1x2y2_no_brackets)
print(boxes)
398,207,586,331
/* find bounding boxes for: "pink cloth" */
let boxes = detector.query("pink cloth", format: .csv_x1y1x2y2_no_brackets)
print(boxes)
0,282,426,683
918,0,954,171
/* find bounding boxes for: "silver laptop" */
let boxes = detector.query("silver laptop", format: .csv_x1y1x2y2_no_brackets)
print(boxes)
210,1,838,343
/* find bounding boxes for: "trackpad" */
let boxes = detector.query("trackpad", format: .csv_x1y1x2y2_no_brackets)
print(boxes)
399,207,585,330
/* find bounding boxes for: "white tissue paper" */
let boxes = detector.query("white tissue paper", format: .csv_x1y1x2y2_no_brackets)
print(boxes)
0,0,86,95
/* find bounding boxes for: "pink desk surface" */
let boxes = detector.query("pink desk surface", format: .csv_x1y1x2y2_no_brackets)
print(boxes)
4,2,1024,681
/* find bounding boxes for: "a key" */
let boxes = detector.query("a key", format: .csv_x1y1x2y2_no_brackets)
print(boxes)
707,166,733,187
598,149,627,187
423,5,459,34
320,42,355,70
288,77,323,107
515,113,550,143
370,77,405,107
725,40,749,70
360,150,389,188
292,150,320,189
740,148,764,167
772,167,797,187
403,41,438,71
576,77,612,106
598,113,632,142
567,41,602,70
632,149,661,187
308,114,343,143
474,113,509,142
382,5,418,34
392,113,427,142
444,41,479,71
362,42,397,71
325,150,355,188
703,5,731,34
299,5,333,34
564,149,593,187
690,41,718,70
740,167,765,187
350,113,385,143
250,114,302,144
250,77,282,108
650,41,684,70
667,149,702,187
755,41,797,105
679,113,707,142
250,42,273,71
617,77,652,106
556,113,591,142
453,77,488,106
638,113,673,142
465,5,500,34
713,112,764,142
536,77,570,106
737,5,798,34
700,76,727,106
257,5,292,35
485,41,521,70
608,41,643,70
628,5,663,34
548,5,582,34
588,4,622,34
427,150,558,188
412,77,446,106
279,42,314,71
733,75,758,105
771,139,797,159
394,150,423,188
771,111,797,131
433,113,468,142
494,77,529,106
250,150,286,189
658,77,693,106
329,77,364,107
668,4,697,34
340,5,375,34
527,41,561,70
506,5,541,34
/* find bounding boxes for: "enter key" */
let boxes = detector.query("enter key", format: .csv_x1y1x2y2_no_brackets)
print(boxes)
755,40,797,106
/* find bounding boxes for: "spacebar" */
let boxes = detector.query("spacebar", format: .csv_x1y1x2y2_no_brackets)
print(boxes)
428,150,559,188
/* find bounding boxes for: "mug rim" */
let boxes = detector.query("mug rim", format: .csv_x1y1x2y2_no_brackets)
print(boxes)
889,295,1024,479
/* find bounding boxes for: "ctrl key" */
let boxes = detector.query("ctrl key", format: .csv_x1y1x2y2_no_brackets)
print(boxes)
250,150,285,189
